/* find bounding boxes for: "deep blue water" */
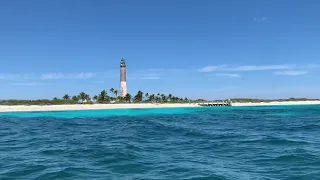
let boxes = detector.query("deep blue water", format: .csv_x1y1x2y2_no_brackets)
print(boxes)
1,105,320,179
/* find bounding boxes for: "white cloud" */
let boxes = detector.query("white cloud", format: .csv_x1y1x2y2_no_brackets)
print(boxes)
41,73,95,80
198,65,228,72
274,70,308,76
216,73,240,78
199,65,291,72
227,65,291,71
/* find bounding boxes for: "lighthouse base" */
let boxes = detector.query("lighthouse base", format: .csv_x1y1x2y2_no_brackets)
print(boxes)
120,81,127,97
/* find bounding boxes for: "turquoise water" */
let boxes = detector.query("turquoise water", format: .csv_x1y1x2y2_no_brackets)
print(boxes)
1,105,320,179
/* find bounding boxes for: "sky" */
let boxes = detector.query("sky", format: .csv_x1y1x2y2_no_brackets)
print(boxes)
1,0,320,100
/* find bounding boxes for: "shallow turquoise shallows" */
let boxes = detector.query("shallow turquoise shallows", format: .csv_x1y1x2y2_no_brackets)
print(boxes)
1,105,320,179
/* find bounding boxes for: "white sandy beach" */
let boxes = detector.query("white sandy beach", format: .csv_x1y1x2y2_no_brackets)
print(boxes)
0,103,200,112
232,101,320,106
0,101,320,112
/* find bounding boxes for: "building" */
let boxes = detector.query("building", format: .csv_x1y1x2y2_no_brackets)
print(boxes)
120,58,127,97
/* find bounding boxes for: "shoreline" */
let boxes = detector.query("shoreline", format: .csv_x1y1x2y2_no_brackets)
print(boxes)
232,101,320,107
0,103,200,112
0,101,320,112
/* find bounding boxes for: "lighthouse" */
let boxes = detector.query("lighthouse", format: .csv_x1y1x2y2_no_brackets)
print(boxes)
120,58,127,97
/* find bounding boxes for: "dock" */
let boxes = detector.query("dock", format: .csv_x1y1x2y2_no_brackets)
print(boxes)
198,100,232,107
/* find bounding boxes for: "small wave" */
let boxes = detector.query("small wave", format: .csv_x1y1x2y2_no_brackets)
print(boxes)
36,168,78,179
273,152,320,164
40,149,66,156
0,165,46,179
1,105,320,179
242,137,309,146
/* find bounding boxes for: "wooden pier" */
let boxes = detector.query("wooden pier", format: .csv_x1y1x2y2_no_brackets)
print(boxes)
198,100,232,107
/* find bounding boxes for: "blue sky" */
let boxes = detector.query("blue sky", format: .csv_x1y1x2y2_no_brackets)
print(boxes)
1,0,320,100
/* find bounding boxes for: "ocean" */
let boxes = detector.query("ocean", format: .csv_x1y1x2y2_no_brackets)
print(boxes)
0,105,320,179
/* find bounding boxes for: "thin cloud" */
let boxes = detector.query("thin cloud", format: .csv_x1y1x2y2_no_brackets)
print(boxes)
199,65,291,72
0,74,19,80
274,70,308,76
216,73,240,78
10,82,39,86
41,73,95,80
198,65,228,72
303,64,320,69
128,76,162,80
254,17,267,21
0,74,35,80
128,71,163,80
139,77,162,80
227,65,291,71
93,80,105,84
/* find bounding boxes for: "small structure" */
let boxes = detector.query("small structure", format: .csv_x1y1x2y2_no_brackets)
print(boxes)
198,99,232,107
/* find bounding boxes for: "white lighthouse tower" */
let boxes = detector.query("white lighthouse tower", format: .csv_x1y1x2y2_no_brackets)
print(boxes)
120,58,127,97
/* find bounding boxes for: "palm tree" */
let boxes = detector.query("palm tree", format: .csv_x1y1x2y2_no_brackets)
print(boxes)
134,90,143,102
148,94,155,103
145,93,149,101
161,94,166,102
114,90,118,97
79,92,87,102
125,93,132,103
110,88,114,96
85,94,91,102
171,96,177,102
63,94,70,100
109,88,115,100
53,97,58,101
72,95,79,102
154,93,160,102
168,94,172,101
98,90,108,103
93,95,98,101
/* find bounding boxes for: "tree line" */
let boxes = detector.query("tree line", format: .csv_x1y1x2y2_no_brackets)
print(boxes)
1,92,317,105
0,88,206,105
53,88,193,104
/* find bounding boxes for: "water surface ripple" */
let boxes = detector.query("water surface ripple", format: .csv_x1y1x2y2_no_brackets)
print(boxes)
1,105,320,179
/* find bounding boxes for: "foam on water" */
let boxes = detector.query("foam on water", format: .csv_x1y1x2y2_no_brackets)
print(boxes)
1,105,320,179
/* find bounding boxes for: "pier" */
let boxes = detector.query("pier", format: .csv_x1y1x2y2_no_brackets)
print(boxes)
198,100,232,107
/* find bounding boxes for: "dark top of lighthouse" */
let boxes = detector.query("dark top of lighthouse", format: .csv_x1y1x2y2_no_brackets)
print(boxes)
120,58,126,67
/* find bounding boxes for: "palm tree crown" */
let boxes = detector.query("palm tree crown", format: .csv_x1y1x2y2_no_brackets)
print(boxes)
63,94,70,100
98,90,108,103
79,92,87,102
125,93,132,103
114,90,118,97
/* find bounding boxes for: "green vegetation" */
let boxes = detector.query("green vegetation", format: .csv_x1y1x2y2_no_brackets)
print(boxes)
0,99,78,106
0,89,318,105
0,89,193,105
